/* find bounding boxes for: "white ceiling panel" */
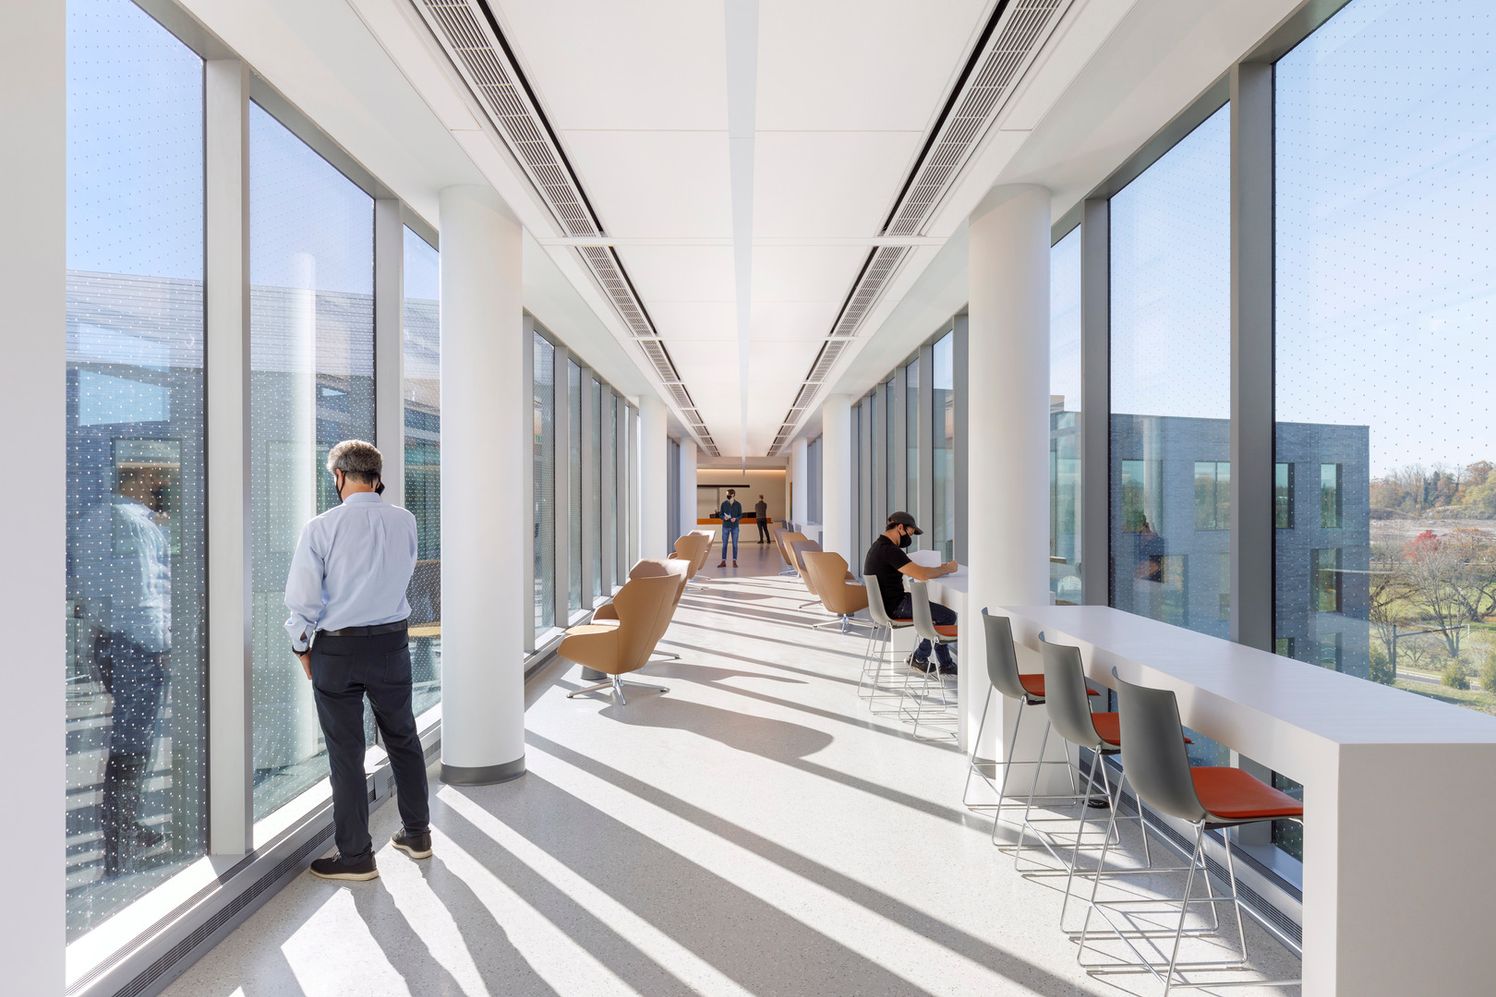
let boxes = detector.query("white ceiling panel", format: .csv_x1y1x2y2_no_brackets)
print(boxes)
562,130,733,238
617,245,737,304
752,131,922,238
752,244,866,302
491,0,727,131
755,0,989,131
648,301,740,343
750,301,840,342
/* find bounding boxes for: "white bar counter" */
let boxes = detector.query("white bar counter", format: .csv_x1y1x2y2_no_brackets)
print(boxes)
1001,604,1496,996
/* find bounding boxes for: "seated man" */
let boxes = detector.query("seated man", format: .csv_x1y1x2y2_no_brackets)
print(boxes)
863,512,959,673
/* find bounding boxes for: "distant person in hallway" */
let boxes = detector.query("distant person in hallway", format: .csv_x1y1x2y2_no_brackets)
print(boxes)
864,512,959,674
284,441,431,882
718,489,742,567
755,495,770,544
74,465,173,879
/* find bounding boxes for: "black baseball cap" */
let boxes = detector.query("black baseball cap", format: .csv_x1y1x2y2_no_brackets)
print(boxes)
887,511,922,535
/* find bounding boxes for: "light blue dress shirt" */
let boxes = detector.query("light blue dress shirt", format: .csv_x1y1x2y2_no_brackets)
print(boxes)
283,492,418,651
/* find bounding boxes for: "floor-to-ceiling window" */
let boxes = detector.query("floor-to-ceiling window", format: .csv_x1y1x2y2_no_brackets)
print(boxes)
401,228,441,718
884,379,897,525
1050,228,1083,603
568,361,583,614
589,377,603,600
532,332,556,636
852,401,864,542
905,359,920,529
1109,103,1231,764
65,0,207,937
808,436,823,525
931,331,957,561
248,101,376,820
602,389,618,589
1270,0,1496,857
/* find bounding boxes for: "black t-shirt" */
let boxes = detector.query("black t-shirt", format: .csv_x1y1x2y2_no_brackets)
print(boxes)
863,534,910,618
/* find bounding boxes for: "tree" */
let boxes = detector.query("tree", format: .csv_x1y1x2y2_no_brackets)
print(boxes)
1403,531,1468,657
1442,528,1496,623
1367,542,1414,670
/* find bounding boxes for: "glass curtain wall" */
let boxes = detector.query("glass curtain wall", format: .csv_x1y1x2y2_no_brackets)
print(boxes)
884,379,897,524
852,401,864,543
533,333,556,635
247,102,376,819
1270,0,1496,857
602,390,617,590
589,377,603,599
807,436,823,524
65,0,207,937
567,361,583,614
931,332,957,560
401,229,441,718
1050,228,1083,603
905,359,920,530
1109,104,1231,764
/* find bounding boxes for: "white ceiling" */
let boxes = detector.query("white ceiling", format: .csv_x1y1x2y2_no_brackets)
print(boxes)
491,0,995,456
180,0,1315,457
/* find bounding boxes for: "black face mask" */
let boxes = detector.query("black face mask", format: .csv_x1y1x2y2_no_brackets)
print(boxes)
897,531,913,550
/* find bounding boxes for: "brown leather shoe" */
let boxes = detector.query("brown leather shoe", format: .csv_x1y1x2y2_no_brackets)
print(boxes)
717,560,727,567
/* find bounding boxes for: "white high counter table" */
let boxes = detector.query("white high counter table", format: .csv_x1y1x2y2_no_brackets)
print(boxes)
1002,604,1496,996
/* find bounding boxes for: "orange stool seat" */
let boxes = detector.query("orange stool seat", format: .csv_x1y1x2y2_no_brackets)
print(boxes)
1192,767,1304,822
1017,673,1101,700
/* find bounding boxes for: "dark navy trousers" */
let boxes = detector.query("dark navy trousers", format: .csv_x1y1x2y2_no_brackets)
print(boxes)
311,630,430,860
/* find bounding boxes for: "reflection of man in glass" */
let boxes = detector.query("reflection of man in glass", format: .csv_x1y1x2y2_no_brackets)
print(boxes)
75,464,171,878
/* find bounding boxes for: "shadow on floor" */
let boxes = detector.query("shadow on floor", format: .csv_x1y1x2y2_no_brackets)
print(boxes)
523,731,1094,997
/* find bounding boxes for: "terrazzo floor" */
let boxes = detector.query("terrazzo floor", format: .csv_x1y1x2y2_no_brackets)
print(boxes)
163,542,1299,996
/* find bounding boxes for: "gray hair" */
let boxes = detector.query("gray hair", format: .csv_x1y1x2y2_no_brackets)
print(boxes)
327,439,383,484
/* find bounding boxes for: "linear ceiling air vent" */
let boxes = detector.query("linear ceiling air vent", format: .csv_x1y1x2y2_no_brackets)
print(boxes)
767,0,1071,454
415,0,720,456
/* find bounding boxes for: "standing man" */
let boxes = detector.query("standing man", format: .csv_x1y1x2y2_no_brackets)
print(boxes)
74,465,172,879
717,488,742,568
864,512,959,673
285,441,431,882
755,494,770,544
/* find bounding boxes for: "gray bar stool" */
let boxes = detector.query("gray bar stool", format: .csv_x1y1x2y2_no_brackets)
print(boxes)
963,609,1094,841
1079,670,1303,994
858,574,914,715
899,580,958,739
1029,639,1198,928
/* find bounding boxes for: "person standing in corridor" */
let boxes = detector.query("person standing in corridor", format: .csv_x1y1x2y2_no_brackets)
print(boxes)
717,488,742,568
755,495,770,544
285,440,432,882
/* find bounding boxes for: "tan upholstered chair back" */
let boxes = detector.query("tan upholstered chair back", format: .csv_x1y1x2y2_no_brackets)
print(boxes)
803,551,869,617
672,533,710,578
789,538,823,595
606,574,679,673
776,530,806,570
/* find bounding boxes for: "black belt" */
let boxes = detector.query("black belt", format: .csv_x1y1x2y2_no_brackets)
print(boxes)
317,621,408,638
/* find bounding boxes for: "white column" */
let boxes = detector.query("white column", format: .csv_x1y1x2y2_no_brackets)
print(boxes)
638,397,668,558
820,395,852,559
439,186,526,783
790,437,809,527
962,185,1058,789
2,3,63,990
677,442,699,542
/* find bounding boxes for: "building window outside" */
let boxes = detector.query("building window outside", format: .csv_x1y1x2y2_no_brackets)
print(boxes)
401,229,441,718
532,333,556,635
1319,463,1342,528
65,0,207,937
1110,103,1231,765
1275,462,1294,528
1312,548,1342,614
567,361,583,613
1194,460,1231,530
1050,229,1083,603
248,101,376,820
931,331,957,561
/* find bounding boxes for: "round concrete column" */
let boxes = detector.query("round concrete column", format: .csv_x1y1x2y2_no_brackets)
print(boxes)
790,437,809,529
962,185,1057,791
638,397,668,559
439,186,526,785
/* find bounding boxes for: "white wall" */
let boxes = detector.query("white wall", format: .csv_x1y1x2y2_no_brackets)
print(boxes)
2,3,65,991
